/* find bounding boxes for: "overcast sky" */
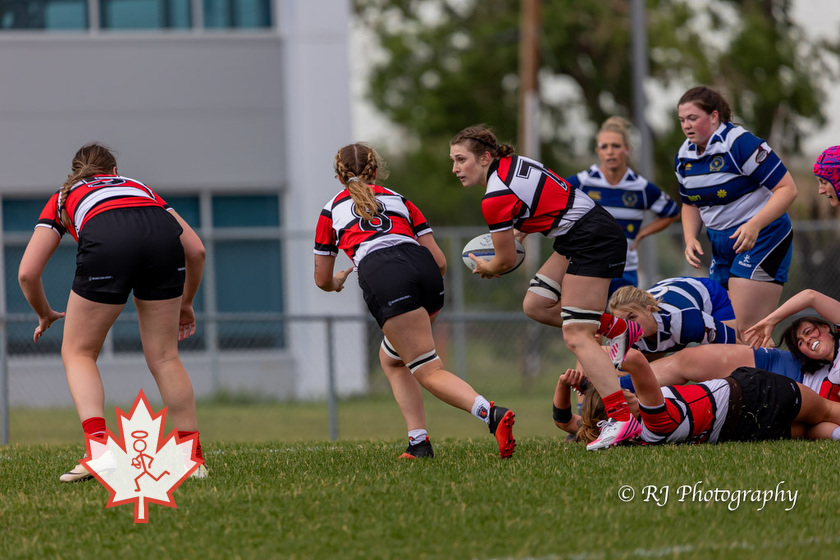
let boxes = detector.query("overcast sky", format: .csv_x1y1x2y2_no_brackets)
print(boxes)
792,0,840,158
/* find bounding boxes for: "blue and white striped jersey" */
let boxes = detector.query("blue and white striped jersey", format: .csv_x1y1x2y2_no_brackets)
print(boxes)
634,277,738,354
674,123,788,230
565,166,678,272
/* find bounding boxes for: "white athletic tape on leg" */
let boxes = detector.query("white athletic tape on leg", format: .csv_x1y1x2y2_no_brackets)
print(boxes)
528,273,562,302
407,350,440,373
560,306,602,325
381,336,401,361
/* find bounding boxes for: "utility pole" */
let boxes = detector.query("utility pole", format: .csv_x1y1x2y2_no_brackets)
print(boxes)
518,0,542,386
630,0,660,286
518,0,541,160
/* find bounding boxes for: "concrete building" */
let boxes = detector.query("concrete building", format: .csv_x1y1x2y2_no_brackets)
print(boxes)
0,0,368,407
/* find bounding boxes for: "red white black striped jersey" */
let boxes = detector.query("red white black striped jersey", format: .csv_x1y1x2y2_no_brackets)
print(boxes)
314,184,432,267
802,344,840,403
639,379,729,444
482,155,595,238
37,175,169,241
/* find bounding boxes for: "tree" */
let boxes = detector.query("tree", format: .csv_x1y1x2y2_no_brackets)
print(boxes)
353,0,839,224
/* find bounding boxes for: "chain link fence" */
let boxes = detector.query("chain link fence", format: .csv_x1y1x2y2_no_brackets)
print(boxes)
2,221,839,443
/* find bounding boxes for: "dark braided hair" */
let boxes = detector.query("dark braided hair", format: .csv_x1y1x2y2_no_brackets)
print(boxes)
450,125,515,159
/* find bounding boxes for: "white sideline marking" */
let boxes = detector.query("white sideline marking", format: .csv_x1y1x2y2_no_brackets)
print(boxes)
495,535,840,559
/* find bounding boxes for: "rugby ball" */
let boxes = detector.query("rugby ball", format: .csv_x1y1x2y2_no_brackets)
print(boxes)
461,233,526,274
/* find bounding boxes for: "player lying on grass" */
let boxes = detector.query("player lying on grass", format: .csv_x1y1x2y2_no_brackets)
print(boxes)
745,289,840,402
607,276,738,361
643,289,840,401
554,349,840,447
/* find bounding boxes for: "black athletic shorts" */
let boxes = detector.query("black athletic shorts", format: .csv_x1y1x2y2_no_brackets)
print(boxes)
724,366,802,442
357,242,445,328
73,206,185,304
552,205,626,279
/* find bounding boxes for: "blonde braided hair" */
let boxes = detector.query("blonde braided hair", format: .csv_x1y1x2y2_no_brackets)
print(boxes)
334,143,388,221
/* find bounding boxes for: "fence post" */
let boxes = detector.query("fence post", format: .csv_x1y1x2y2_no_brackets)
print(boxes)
449,235,468,380
1,316,7,445
325,316,338,441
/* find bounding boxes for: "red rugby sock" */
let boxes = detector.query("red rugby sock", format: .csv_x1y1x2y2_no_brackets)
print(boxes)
82,417,106,442
602,391,632,422
178,430,203,460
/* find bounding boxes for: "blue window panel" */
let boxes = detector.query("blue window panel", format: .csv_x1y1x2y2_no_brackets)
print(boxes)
1,0,87,30
204,0,271,29
160,195,201,229
214,239,284,349
45,0,87,29
101,0,191,30
212,194,278,228
3,199,49,233
6,244,75,355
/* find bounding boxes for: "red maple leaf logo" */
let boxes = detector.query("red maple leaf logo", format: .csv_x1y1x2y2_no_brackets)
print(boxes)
81,390,202,523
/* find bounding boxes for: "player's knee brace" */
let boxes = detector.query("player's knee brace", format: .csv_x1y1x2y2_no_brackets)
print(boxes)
406,350,440,374
560,307,603,326
528,273,562,302
381,336,401,361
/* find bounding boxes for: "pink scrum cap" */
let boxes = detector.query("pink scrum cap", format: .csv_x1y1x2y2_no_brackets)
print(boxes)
814,146,840,198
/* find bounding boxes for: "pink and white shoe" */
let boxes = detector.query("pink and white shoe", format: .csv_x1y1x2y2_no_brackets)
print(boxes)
607,320,643,367
586,416,642,451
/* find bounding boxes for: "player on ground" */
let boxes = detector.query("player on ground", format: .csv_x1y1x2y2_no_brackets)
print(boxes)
314,142,515,459
608,276,738,358
676,86,797,341
449,124,642,451
746,289,840,403
557,349,840,446
18,143,207,482
565,116,679,296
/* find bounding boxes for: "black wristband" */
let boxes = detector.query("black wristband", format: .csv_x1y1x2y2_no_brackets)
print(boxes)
552,404,572,424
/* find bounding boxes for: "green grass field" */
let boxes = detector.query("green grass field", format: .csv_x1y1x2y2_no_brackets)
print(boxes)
3,396,840,560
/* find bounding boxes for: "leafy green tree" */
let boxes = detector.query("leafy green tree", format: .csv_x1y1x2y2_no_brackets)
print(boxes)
353,0,839,224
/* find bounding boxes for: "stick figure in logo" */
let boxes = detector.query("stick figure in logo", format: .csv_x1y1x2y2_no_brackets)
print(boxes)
130,430,170,492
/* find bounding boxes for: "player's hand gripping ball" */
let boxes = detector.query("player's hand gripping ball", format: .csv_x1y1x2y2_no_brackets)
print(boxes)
461,233,526,274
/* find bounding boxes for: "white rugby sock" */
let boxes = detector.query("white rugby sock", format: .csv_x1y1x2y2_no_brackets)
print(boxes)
472,396,492,424
408,429,428,445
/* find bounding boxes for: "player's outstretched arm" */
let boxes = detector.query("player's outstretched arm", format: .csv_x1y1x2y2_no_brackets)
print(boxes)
745,289,840,348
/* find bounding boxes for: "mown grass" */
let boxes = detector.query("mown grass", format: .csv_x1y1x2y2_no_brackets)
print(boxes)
2,436,840,560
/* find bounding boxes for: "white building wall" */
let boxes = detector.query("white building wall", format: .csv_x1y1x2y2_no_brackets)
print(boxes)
0,0,367,406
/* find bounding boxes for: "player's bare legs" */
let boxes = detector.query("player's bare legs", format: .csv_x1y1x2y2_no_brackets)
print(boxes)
561,274,640,450
522,252,569,327
136,296,198,431
383,309,477,410
382,308,515,457
61,291,124,422
559,275,622,399
379,348,426,432
650,344,755,386
728,278,783,343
